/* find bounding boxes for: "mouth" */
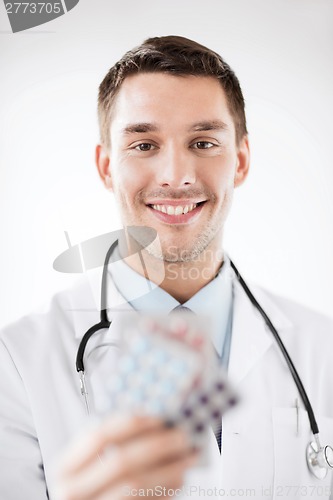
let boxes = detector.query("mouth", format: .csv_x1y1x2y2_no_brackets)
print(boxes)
146,201,207,224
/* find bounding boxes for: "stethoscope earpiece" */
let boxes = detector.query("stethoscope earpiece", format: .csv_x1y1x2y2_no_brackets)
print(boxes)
306,437,333,479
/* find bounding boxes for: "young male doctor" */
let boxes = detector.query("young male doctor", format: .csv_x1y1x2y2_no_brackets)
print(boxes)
1,36,333,500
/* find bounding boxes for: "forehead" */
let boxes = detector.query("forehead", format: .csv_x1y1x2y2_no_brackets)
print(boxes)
110,73,234,133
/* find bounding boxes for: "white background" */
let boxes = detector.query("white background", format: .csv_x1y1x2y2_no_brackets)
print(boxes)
0,0,332,328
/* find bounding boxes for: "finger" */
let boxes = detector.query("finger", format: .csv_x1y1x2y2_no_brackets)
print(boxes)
97,451,199,500
59,415,163,476
57,426,192,500
110,425,192,478
125,451,199,498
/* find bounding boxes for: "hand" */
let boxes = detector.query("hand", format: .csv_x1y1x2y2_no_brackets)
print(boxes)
52,415,198,500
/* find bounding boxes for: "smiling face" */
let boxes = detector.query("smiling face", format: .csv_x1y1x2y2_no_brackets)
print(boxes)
96,73,249,262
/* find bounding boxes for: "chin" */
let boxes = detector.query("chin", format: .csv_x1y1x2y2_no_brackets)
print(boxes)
145,239,210,263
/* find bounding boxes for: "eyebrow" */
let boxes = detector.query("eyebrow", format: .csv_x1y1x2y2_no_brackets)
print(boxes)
120,120,228,135
121,123,159,135
190,120,228,132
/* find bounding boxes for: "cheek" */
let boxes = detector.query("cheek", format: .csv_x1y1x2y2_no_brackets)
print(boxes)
202,158,235,195
111,156,149,201
115,177,155,216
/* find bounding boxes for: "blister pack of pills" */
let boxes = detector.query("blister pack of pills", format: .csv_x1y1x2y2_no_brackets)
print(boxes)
106,311,238,453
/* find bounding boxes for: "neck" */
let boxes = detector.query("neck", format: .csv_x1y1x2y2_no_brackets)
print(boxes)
120,239,224,304
162,257,224,303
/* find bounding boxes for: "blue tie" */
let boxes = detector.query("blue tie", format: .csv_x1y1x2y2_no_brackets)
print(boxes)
170,305,193,314
170,305,222,452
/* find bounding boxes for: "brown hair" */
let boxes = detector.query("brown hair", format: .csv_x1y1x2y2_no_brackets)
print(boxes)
98,35,248,149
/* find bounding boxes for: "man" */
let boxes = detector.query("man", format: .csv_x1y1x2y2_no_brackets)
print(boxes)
1,36,332,500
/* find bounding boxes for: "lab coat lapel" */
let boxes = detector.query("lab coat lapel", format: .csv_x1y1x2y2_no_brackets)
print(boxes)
228,280,292,385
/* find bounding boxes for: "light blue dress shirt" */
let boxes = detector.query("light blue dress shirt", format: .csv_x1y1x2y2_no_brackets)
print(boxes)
109,245,234,367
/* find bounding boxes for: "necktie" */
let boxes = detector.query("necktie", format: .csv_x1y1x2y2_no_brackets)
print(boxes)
170,305,222,452
170,305,193,313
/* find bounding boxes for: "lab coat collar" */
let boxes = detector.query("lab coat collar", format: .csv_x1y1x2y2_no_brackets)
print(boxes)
228,279,293,385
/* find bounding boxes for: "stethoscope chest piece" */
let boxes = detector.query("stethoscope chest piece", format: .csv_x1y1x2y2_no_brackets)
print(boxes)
306,440,333,479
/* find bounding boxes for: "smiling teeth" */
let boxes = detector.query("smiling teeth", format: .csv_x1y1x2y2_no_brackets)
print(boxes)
151,204,197,215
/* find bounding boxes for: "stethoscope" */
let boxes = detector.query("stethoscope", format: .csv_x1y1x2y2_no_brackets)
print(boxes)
75,239,333,480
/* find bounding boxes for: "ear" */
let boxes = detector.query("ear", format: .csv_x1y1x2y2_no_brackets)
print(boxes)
234,135,250,188
95,144,112,190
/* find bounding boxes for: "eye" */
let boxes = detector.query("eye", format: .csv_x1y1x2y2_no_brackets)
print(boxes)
192,141,215,150
134,143,155,152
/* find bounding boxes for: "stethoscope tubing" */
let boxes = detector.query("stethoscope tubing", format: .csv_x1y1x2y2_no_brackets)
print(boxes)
229,259,319,437
75,240,116,372
76,241,319,435
76,240,333,478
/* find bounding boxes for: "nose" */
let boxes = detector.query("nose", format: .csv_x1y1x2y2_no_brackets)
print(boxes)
156,143,196,188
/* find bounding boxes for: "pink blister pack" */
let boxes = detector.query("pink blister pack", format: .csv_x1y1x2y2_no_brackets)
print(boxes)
106,311,238,452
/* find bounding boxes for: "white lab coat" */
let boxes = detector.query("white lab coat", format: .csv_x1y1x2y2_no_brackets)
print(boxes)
0,268,332,500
